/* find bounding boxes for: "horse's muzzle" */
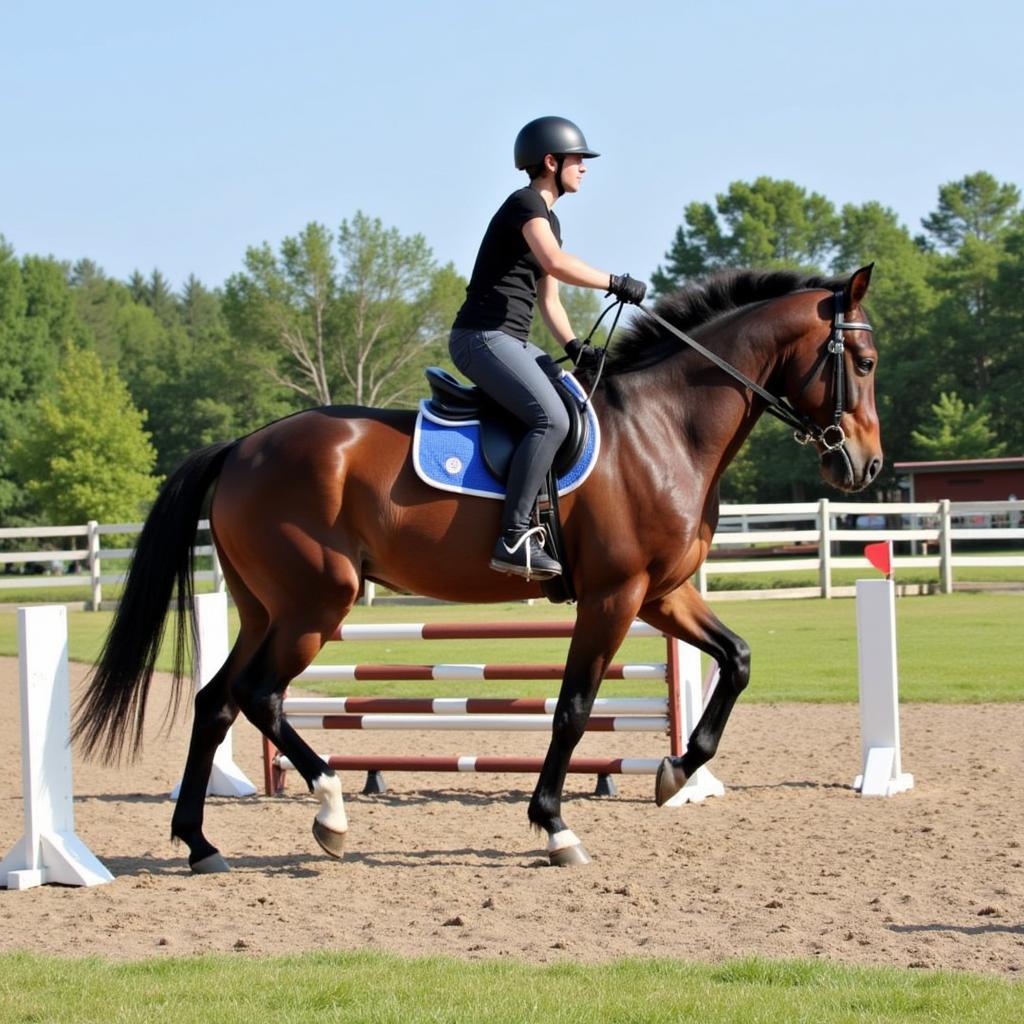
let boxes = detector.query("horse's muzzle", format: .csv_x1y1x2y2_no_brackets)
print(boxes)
820,446,883,493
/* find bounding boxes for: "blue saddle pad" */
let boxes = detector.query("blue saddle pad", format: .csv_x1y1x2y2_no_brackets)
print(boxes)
412,371,600,500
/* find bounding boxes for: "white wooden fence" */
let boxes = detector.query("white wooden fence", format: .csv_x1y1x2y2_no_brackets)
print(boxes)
1,500,1021,607
700,498,1024,600
0,519,223,608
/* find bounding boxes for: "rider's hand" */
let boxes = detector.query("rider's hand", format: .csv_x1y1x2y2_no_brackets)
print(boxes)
565,338,603,371
608,273,647,305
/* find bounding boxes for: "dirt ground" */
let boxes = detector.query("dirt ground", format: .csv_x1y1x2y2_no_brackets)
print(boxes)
0,657,1021,975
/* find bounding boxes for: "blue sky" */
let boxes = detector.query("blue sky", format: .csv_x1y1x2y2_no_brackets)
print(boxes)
1,1,1020,290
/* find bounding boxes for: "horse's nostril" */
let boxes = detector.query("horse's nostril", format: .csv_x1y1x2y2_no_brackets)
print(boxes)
867,457,882,482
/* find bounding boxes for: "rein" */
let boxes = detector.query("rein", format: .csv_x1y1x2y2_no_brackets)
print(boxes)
636,291,873,453
580,299,623,401
556,298,625,402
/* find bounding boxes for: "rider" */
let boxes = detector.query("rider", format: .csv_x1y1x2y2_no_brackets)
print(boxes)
449,115,647,580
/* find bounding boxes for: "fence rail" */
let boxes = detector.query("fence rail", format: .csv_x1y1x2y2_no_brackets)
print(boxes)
0,519,223,607
1,500,1021,608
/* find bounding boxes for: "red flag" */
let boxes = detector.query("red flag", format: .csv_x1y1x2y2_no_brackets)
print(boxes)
864,541,892,577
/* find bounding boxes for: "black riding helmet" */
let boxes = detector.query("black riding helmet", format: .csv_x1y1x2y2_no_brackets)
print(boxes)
514,116,599,196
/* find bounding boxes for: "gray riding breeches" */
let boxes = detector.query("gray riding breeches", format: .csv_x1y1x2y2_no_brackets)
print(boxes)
448,328,570,532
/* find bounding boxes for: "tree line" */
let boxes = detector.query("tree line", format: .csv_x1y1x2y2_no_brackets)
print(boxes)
0,170,1021,528
652,171,1024,500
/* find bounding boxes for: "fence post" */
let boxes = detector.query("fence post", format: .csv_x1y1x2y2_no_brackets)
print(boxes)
211,543,225,594
818,498,832,598
939,498,953,594
86,521,101,611
361,580,376,606
697,561,708,598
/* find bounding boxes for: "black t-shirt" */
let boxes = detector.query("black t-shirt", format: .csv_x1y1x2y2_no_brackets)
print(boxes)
452,187,561,341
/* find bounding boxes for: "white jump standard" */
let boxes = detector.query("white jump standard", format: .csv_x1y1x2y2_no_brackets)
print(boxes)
171,592,256,799
1,606,113,890
853,578,914,797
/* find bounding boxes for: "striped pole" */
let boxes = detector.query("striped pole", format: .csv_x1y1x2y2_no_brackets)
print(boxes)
295,662,665,682
285,713,668,732
329,621,662,641
256,619,722,803
276,754,665,775
283,697,667,715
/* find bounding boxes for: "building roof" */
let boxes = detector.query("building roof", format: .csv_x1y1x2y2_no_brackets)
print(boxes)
894,456,1024,473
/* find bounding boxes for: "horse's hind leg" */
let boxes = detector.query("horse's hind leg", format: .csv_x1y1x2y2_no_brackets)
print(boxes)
170,561,269,873
527,583,645,865
169,642,251,873
230,589,358,860
638,582,751,805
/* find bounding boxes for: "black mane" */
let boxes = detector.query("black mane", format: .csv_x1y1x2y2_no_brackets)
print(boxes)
603,268,847,376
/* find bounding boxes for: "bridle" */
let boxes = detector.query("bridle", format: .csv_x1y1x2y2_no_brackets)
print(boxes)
631,290,873,454
791,290,875,451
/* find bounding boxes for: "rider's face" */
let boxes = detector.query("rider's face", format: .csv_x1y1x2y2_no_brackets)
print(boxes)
559,154,586,193
543,153,586,193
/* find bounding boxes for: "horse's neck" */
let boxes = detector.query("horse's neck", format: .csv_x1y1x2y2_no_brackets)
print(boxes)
598,316,789,501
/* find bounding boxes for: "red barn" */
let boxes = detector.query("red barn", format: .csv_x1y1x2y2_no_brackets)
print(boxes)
895,457,1024,502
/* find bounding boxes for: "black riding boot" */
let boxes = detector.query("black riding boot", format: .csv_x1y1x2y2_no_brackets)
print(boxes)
490,527,562,580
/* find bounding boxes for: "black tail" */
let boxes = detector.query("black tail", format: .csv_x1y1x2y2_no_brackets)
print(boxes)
73,440,237,762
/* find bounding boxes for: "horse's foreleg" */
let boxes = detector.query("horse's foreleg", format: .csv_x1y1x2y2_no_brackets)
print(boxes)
639,582,750,805
528,586,645,865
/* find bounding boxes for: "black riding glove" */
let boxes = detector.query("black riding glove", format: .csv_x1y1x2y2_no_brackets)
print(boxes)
608,273,647,305
565,338,603,370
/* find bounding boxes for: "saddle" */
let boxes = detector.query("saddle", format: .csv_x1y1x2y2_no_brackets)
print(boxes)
423,367,589,481
419,366,597,604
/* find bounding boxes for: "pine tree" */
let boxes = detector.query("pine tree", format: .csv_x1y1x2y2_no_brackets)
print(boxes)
910,392,1006,461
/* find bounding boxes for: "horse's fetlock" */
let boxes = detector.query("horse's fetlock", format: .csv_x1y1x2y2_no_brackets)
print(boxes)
687,729,718,768
727,638,752,691
528,795,556,829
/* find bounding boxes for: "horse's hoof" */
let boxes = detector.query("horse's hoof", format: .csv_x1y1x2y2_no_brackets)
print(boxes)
549,843,592,867
312,819,347,859
190,852,231,874
655,757,688,807
546,828,591,867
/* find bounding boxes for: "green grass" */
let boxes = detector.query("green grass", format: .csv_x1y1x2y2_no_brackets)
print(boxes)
2,549,1020,603
0,952,1020,1024
709,564,1024,589
705,556,1023,590
0,592,1019,704
0,579,218,606
0,583,98,604
706,591,1022,703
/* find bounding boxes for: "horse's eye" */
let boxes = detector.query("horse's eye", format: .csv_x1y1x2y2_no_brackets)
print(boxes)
855,358,875,374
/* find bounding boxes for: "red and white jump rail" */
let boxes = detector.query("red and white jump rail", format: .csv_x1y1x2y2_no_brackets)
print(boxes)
257,619,725,806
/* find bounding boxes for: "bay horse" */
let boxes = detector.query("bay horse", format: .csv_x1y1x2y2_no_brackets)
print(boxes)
74,265,882,872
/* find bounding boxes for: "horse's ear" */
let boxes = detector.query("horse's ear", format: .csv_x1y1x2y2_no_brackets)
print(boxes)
844,263,874,310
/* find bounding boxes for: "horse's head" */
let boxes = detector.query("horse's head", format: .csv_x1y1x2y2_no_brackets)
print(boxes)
600,265,884,493
784,265,883,492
